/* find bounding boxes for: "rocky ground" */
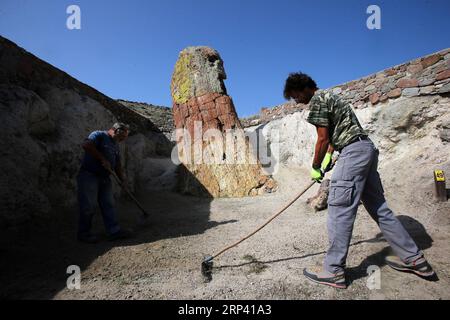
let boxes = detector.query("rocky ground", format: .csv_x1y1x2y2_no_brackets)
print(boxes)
1,164,448,300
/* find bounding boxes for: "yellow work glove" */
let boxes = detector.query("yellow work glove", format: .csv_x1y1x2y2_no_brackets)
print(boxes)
311,167,324,183
321,152,333,173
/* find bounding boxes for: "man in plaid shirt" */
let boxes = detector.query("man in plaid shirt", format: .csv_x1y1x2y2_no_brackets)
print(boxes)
283,72,435,289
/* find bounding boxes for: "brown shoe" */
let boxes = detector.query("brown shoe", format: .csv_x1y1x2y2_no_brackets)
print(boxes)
303,266,347,289
385,255,435,278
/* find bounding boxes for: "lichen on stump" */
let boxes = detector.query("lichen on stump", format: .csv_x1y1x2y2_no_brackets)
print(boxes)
171,46,276,197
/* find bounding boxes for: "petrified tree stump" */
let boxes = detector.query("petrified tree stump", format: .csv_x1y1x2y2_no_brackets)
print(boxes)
171,46,276,197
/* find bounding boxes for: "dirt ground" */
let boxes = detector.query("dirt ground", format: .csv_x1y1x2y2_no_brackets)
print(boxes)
1,165,449,300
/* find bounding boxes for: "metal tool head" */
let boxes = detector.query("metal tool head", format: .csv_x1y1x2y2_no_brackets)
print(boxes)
201,255,214,282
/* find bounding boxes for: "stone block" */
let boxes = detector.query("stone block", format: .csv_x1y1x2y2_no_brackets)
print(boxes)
418,77,435,87
407,63,423,74
421,54,441,69
419,85,435,95
387,88,402,98
369,93,380,104
397,78,419,88
438,83,450,94
436,70,450,81
402,87,419,97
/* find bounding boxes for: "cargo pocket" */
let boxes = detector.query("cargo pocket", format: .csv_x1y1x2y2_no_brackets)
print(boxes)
328,180,355,207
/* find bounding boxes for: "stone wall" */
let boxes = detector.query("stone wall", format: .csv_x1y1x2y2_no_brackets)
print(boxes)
242,48,450,126
330,48,450,108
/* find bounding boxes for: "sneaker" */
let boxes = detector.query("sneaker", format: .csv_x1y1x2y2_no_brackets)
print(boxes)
108,228,133,241
303,266,347,289
385,255,435,278
77,233,99,244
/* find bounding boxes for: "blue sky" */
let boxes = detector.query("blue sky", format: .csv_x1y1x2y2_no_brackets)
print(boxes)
1,0,449,117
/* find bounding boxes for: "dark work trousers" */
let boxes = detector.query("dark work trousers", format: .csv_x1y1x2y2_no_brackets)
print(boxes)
77,170,121,237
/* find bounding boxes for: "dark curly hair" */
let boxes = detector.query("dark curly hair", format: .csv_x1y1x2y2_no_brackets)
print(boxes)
283,72,318,100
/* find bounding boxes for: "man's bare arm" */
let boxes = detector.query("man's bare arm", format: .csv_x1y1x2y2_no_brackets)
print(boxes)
312,126,330,168
327,144,334,154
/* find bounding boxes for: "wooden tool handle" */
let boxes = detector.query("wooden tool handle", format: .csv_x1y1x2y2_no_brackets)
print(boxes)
212,180,316,260
108,168,149,217
211,156,338,260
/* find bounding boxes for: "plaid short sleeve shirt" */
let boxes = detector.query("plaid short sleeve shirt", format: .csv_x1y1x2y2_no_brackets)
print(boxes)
307,90,367,151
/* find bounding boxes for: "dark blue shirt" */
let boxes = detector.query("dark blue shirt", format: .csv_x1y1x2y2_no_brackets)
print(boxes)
80,131,120,176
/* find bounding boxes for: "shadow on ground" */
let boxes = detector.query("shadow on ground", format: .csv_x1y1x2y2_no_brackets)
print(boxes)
0,110,277,300
0,190,436,298
346,215,436,284
216,215,435,283
0,168,230,299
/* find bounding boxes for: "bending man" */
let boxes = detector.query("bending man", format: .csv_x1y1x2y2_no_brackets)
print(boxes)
283,72,435,289
77,122,132,243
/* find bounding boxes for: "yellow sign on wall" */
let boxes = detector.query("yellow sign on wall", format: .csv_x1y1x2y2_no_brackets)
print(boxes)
435,170,445,182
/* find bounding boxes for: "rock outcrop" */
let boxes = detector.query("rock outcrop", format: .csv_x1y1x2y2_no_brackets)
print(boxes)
171,46,276,197
244,48,450,166
248,94,450,206
244,48,450,210
0,36,175,227
117,99,174,139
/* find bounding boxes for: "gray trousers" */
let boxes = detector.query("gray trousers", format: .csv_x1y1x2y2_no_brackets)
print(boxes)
324,138,422,273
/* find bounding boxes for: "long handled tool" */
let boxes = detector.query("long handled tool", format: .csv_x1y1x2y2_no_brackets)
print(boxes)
107,168,150,220
201,179,316,282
